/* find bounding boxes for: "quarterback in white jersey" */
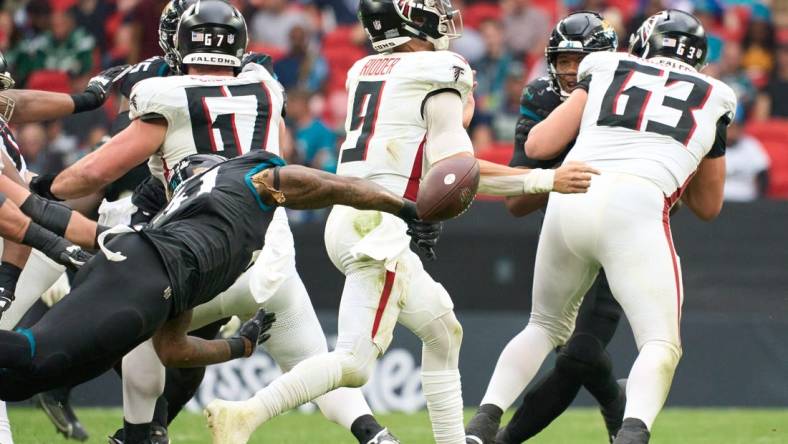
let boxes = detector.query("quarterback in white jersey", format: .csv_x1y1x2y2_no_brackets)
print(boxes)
479,10,736,444
205,1,597,444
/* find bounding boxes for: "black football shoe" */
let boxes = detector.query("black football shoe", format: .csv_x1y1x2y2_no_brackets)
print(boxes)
150,423,170,444
465,404,503,444
33,387,89,442
612,418,650,444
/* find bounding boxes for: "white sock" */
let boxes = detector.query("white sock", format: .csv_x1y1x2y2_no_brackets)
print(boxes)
422,370,464,444
313,388,372,430
249,353,345,428
0,401,14,444
122,340,165,424
0,250,65,330
623,341,681,429
480,324,556,411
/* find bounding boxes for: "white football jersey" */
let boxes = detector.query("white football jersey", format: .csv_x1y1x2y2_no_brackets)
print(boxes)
567,51,737,196
129,63,285,187
337,50,474,199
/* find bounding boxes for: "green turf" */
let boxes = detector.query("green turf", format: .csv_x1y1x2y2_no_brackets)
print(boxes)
7,407,788,443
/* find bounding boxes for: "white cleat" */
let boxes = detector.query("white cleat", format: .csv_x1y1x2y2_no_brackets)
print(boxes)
205,399,259,444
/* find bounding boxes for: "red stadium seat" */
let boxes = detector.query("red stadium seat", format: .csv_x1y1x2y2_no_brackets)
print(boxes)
746,119,788,199
463,3,502,29
25,70,71,93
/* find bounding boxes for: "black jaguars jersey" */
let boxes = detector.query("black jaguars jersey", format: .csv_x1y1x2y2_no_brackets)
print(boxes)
510,77,572,169
0,121,26,175
104,57,173,201
140,150,285,316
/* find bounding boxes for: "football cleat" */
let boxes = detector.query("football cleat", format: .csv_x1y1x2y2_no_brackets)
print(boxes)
465,409,500,444
612,418,650,444
205,399,260,444
601,379,628,442
150,424,170,444
366,427,400,444
33,389,89,442
0,287,14,320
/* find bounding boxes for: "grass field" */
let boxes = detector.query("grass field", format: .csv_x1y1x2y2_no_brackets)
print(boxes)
7,407,788,443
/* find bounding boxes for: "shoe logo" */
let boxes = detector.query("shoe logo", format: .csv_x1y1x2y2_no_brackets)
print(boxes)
162,286,172,300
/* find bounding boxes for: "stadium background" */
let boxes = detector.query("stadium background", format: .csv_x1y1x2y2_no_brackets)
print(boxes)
0,0,786,419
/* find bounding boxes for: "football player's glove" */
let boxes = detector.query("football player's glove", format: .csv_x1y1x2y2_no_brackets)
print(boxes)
58,245,93,271
29,174,61,201
234,308,275,357
72,64,131,113
397,200,442,260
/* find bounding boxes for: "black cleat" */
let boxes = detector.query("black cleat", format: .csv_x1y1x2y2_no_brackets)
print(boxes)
33,389,89,442
150,424,170,444
366,427,400,444
601,378,628,442
612,418,650,444
494,427,512,444
465,404,503,444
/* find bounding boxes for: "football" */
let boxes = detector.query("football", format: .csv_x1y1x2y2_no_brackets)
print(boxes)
416,156,480,221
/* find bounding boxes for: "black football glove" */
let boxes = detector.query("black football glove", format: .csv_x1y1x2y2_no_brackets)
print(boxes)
397,200,442,260
28,174,61,201
0,287,15,321
237,308,276,354
240,52,274,72
58,245,93,271
72,64,131,113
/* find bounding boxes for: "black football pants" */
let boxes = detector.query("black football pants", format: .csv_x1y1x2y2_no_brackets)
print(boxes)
0,234,173,401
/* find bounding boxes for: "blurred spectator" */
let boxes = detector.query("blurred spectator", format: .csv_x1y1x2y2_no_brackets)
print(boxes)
129,0,170,61
753,41,788,120
10,8,95,84
741,3,775,82
17,122,70,174
714,40,757,112
724,110,769,201
274,25,328,93
693,0,724,65
70,0,115,52
474,19,514,116
286,89,337,173
501,0,550,59
493,64,527,141
249,0,310,51
311,0,357,26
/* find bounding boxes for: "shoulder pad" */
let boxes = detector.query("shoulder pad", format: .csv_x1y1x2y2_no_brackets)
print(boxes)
410,51,474,101
578,51,618,81
520,77,562,122
128,76,181,122
119,56,172,99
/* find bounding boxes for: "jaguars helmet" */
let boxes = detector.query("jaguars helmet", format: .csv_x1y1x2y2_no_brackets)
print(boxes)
546,11,618,96
629,9,707,70
358,0,462,52
169,153,227,193
159,0,198,72
173,0,248,72
0,51,15,122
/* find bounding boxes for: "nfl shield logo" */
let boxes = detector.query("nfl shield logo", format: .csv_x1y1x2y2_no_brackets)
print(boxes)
373,20,382,30
228,34,235,44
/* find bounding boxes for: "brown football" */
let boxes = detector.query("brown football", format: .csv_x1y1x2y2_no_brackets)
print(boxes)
416,156,480,221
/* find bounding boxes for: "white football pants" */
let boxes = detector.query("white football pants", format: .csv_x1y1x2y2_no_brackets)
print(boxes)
482,173,683,430
244,206,465,444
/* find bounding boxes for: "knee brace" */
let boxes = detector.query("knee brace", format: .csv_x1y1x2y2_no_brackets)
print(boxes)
413,311,463,372
334,337,378,388
555,333,610,381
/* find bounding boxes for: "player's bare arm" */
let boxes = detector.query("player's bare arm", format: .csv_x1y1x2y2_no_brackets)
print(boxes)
681,156,726,221
152,308,274,368
0,65,130,124
525,89,588,160
505,192,550,217
50,118,166,200
252,165,409,215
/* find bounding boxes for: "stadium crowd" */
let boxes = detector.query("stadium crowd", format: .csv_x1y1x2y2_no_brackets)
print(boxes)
0,0,786,202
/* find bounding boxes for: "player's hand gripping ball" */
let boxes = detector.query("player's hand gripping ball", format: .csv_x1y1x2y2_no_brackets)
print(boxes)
417,156,480,221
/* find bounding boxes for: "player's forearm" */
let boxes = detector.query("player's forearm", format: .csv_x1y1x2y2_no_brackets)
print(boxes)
476,160,554,196
526,90,586,160
504,193,549,217
0,90,75,123
52,156,113,200
681,157,725,221
158,336,239,368
254,165,405,215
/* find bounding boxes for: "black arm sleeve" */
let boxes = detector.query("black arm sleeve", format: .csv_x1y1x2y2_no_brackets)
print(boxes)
706,115,731,159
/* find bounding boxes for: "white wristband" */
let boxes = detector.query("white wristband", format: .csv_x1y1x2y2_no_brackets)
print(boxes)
521,168,555,194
